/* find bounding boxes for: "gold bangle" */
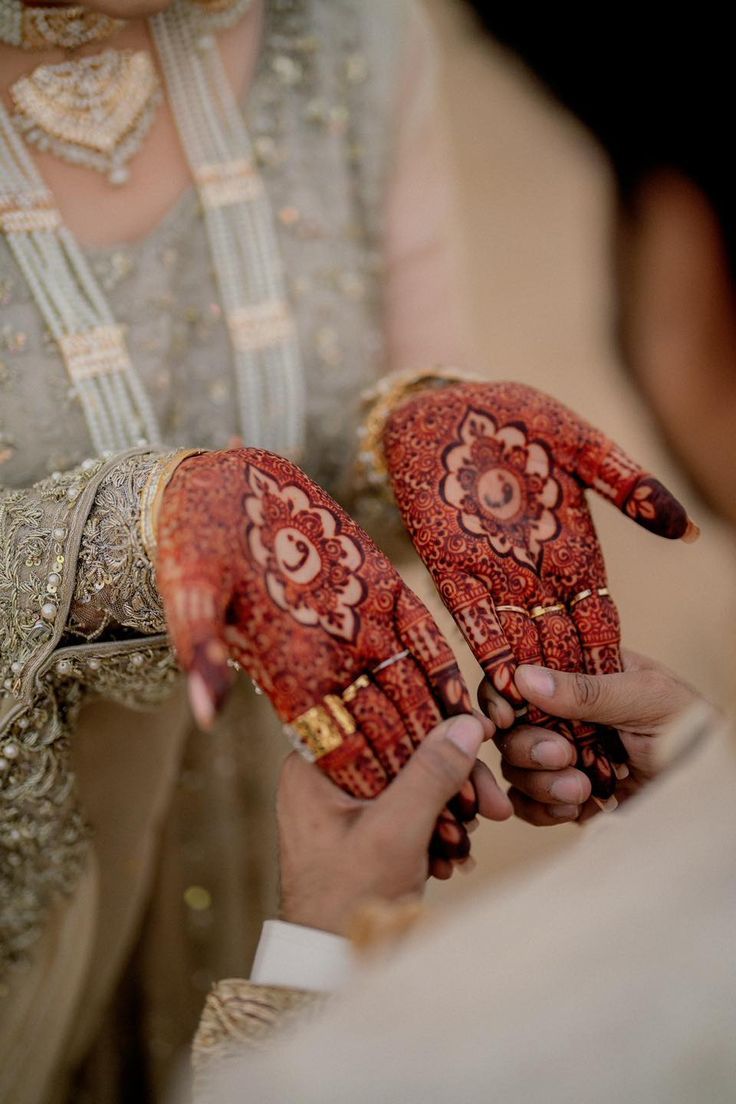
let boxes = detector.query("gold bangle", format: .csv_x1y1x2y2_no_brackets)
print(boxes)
355,366,478,496
285,673,371,761
139,447,207,563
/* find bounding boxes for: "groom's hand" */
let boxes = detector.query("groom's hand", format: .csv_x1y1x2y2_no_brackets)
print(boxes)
277,713,512,936
489,650,708,825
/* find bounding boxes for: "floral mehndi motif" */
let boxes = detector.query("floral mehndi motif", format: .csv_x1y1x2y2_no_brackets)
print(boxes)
442,409,560,572
245,465,365,643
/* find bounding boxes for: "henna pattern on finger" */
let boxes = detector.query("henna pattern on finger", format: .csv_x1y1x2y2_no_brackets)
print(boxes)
385,382,693,799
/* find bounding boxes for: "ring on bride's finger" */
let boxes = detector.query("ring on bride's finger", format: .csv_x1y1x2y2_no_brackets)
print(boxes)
496,604,528,617
529,603,566,619
283,673,372,761
371,648,410,674
568,586,610,608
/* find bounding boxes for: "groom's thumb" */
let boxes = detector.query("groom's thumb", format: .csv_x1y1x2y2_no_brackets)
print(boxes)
371,715,484,847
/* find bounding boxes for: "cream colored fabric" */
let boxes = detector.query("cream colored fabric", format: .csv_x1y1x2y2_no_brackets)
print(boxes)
0,857,97,1104
66,689,191,1068
206,714,736,1103
0,692,189,1104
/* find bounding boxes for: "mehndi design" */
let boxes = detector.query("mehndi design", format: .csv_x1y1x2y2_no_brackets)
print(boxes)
156,449,476,859
384,381,697,799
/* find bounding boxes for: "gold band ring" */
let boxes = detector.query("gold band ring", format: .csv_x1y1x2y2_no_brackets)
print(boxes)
529,603,566,620
569,586,610,609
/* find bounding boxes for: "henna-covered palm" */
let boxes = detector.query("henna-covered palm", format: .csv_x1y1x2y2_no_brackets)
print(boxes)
384,381,697,799
156,449,476,860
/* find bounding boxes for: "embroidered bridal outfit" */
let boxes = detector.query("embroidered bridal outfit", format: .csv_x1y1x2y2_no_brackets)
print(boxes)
0,1,467,1099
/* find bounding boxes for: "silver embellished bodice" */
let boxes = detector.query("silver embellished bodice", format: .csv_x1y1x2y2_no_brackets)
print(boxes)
0,0,406,501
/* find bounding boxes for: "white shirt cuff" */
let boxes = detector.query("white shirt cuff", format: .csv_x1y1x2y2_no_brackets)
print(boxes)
250,919,354,992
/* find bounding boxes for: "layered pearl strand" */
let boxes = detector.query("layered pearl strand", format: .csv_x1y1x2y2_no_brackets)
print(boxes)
153,0,305,453
0,109,162,453
0,0,306,458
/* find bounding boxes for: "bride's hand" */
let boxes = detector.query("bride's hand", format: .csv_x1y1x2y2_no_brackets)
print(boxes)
383,380,697,801
155,448,485,861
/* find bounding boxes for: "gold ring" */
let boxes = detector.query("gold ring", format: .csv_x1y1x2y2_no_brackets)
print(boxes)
496,605,528,617
568,586,610,609
529,603,565,620
285,673,371,761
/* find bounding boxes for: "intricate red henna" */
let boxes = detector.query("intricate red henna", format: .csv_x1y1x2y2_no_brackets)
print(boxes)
156,449,475,859
384,381,695,799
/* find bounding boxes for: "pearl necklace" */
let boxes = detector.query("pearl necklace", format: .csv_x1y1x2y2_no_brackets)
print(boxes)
10,49,163,186
0,0,305,458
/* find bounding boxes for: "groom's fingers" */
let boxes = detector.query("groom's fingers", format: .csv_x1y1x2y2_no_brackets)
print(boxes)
471,759,516,821
514,663,693,728
502,762,591,807
366,714,498,854
495,725,576,769
507,787,581,827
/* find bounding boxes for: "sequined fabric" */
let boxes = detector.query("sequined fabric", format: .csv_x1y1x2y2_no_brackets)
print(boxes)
0,451,176,973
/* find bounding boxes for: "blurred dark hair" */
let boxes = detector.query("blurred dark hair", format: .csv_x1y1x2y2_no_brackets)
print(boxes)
466,5,736,273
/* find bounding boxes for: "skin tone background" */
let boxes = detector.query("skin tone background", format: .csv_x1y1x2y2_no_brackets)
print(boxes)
412,0,736,898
